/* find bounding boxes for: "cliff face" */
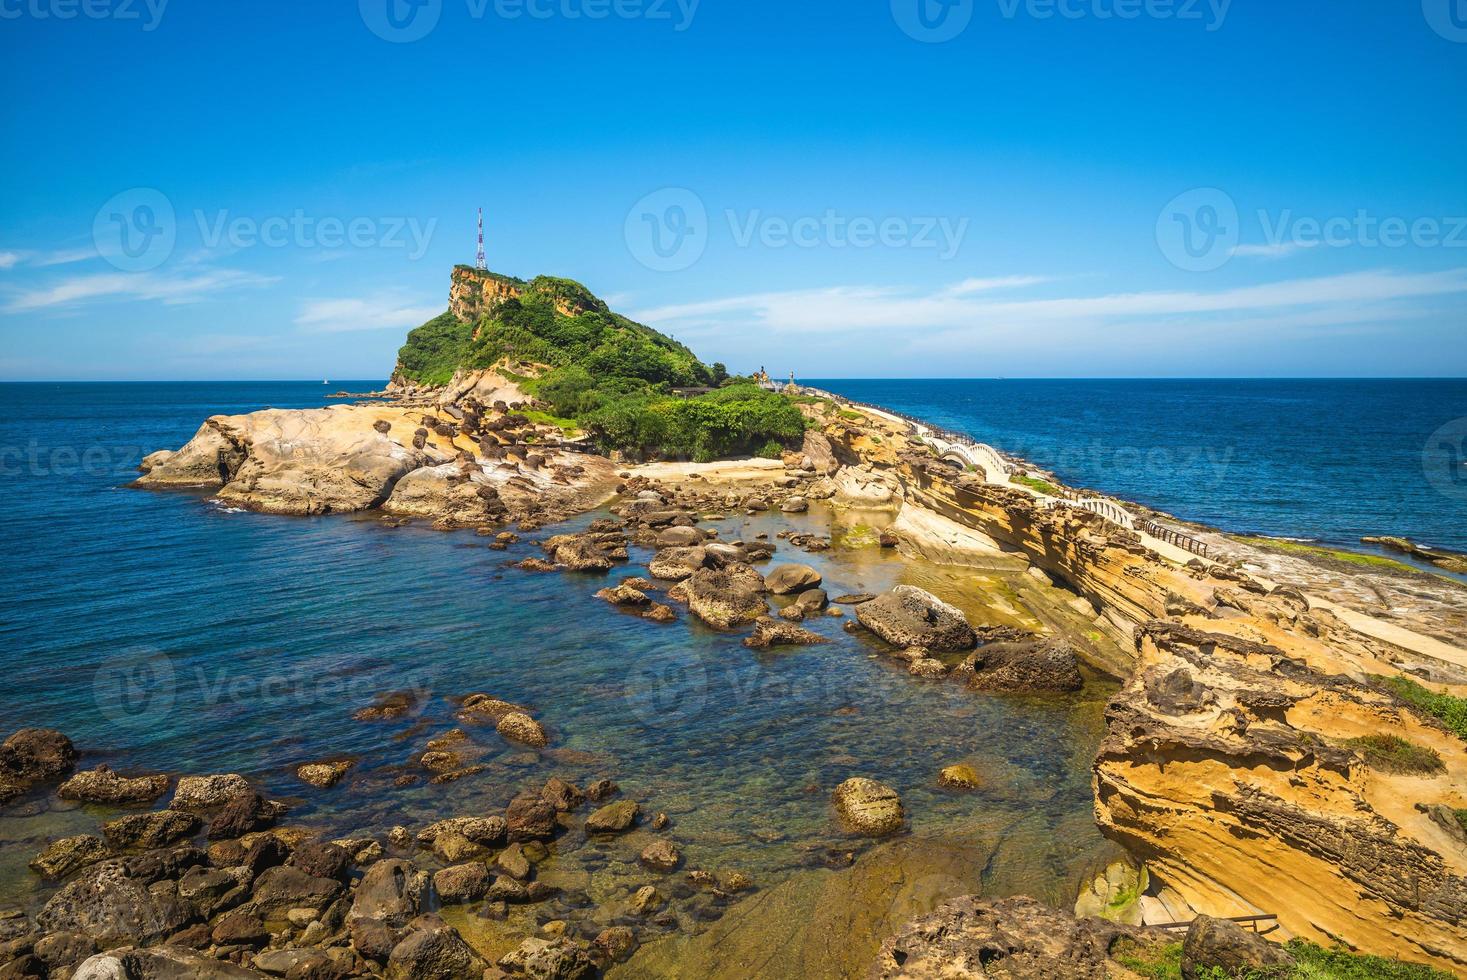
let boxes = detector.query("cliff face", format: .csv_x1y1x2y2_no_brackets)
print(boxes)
449,266,525,322
1095,622,1467,971
812,418,1467,972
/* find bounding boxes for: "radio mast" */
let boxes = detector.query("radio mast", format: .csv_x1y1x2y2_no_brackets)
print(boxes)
476,208,486,271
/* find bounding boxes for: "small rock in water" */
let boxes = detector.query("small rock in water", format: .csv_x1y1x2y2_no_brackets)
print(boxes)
496,711,549,748
639,839,682,871
58,766,168,805
832,777,905,837
295,760,353,788
938,764,981,790
585,800,641,834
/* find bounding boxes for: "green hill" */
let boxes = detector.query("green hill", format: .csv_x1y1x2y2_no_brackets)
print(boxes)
393,268,807,462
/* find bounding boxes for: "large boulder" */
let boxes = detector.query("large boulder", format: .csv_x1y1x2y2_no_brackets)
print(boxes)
387,921,487,979
169,774,251,811
679,565,768,629
656,525,705,548
137,409,441,515
832,777,904,837
28,835,109,880
505,792,557,842
0,728,76,802
960,639,1083,693
855,585,977,651
244,865,343,918
37,860,198,946
648,546,708,581
874,895,1136,979
1181,915,1295,979
102,811,201,850
764,563,822,595
59,767,169,805
381,464,508,526
348,859,431,927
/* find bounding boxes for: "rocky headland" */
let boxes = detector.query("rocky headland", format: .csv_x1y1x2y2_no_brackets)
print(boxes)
5,266,1466,978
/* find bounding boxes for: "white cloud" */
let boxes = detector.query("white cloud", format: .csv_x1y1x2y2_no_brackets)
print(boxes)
4,268,275,313
0,251,21,270
942,275,1053,296
294,296,442,333
1231,241,1321,260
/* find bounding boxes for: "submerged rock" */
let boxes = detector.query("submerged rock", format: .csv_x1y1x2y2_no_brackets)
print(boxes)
744,617,828,649
961,638,1083,693
28,835,109,880
855,585,977,651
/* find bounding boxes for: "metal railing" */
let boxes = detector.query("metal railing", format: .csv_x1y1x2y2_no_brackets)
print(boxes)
1138,518,1212,559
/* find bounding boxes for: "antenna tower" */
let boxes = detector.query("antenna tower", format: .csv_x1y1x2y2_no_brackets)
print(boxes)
476,208,486,271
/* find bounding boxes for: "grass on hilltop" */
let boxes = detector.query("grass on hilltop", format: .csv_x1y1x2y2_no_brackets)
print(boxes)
395,276,807,461
1113,937,1452,980
1370,675,1467,742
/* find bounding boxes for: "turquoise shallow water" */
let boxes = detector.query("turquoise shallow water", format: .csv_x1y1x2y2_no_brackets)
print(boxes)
0,382,1115,923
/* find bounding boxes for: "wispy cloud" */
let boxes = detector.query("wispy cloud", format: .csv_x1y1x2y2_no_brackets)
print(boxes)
630,268,1467,341
294,295,442,333
4,269,275,313
1231,241,1320,260
0,251,20,270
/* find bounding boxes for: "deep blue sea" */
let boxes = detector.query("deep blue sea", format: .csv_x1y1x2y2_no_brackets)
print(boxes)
811,378,1467,552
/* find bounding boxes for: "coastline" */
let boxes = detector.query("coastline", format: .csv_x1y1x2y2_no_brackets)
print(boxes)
4,374,1466,977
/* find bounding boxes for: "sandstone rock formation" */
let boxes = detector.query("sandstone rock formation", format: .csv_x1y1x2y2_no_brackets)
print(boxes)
855,585,977,652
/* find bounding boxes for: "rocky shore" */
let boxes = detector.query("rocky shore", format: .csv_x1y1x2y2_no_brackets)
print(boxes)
6,323,1467,976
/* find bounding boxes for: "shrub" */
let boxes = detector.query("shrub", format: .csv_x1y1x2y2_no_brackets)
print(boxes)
1342,734,1444,775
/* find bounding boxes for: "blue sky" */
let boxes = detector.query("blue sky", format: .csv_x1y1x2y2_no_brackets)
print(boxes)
2,0,1465,379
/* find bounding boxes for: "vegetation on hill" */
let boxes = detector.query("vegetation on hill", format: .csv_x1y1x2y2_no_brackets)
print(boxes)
394,273,806,461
